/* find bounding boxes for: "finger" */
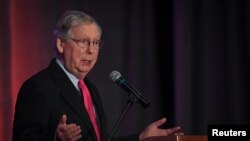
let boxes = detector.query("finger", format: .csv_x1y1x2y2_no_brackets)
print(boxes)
72,134,82,141
63,123,78,132
154,117,167,127
59,114,67,125
168,126,181,134
69,125,81,134
71,126,82,138
174,132,184,135
64,125,81,140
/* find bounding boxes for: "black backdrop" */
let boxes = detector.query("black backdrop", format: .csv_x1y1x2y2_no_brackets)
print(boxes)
0,0,249,141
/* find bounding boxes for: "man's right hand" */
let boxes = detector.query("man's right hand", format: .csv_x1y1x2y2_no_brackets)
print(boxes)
56,114,82,141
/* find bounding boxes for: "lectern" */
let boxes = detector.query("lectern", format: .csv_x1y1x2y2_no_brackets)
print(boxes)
142,135,208,141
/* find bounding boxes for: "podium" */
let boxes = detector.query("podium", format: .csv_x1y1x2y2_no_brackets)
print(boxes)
142,135,208,141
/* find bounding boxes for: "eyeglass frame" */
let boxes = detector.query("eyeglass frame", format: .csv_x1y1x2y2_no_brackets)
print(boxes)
68,38,103,49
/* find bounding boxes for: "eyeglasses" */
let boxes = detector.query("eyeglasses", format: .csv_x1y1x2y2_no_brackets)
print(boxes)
69,38,103,49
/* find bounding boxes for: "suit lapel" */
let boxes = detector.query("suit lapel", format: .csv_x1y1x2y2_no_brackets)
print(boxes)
60,85,98,140
48,59,98,141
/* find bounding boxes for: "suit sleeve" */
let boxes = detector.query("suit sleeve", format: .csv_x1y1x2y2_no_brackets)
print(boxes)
12,79,53,141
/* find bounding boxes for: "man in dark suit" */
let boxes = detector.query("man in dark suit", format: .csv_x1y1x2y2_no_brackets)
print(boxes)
12,10,181,141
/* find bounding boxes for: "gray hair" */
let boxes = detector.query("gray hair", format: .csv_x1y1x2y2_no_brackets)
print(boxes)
54,10,102,39
53,10,102,57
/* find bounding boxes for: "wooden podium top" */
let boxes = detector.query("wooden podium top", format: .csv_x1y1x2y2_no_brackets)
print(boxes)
142,135,208,141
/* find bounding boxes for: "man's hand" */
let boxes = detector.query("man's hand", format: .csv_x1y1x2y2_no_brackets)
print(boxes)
56,114,82,141
139,118,182,141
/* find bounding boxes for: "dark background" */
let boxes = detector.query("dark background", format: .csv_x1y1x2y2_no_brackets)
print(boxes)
0,0,249,141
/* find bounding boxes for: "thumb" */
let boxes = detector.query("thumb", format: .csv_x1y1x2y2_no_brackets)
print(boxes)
59,114,67,125
154,117,167,127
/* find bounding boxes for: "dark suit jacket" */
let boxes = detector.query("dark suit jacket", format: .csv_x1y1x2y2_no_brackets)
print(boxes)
12,59,139,141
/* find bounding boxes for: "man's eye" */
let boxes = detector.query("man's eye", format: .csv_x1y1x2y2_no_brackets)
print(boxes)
93,41,98,45
81,39,88,43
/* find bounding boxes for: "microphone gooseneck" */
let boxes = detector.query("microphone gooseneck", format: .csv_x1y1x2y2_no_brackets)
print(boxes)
109,70,150,108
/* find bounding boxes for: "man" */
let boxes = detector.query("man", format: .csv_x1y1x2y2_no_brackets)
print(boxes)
12,10,181,141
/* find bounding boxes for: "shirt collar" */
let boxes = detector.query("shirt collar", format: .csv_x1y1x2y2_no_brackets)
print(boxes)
56,58,80,91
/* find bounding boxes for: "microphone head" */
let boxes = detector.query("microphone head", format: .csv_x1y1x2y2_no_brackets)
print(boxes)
110,70,121,82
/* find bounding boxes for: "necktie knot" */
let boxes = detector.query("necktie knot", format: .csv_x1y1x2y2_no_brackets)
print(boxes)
78,80,85,90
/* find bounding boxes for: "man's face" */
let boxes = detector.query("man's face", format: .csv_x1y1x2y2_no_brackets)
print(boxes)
57,23,101,79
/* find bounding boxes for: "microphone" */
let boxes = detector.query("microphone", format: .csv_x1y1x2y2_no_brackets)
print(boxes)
109,70,150,108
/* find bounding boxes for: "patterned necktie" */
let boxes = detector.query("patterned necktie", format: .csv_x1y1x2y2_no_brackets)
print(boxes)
78,80,101,141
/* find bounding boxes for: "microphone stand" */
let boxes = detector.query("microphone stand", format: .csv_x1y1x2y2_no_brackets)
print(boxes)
107,95,138,141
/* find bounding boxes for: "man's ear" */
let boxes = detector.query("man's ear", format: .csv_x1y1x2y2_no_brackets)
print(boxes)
56,37,64,53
